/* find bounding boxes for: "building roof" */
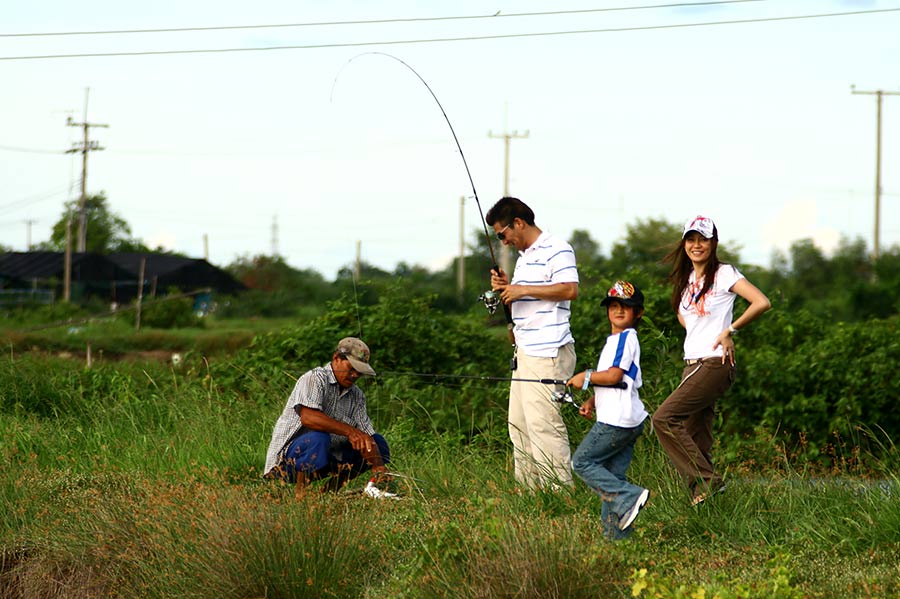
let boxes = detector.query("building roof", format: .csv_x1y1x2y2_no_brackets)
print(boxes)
0,251,134,282
0,251,245,296
106,253,245,294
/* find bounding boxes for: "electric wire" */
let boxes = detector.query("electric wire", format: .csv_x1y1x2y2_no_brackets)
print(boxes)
0,1,765,38
1,8,896,61
0,144,65,155
0,185,71,214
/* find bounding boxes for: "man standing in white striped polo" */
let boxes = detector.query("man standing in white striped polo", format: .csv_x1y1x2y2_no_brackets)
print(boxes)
487,197,580,490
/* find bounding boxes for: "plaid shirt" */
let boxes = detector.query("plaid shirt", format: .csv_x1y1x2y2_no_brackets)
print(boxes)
263,362,375,477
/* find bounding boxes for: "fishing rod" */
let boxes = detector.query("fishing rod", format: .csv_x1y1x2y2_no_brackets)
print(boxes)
377,369,627,409
331,52,515,338
377,370,626,389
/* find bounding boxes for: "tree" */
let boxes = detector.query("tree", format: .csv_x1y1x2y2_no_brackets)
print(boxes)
228,254,325,292
570,229,606,266
221,254,336,317
38,193,149,253
609,218,683,284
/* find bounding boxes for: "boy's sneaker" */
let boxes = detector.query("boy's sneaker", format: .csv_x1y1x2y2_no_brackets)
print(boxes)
618,488,650,530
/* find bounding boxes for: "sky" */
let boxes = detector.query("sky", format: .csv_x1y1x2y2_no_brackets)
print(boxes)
1,0,899,280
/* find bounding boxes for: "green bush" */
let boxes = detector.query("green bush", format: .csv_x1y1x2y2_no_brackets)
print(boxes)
133,291,204,330
721,306,900,463
213,281,508,437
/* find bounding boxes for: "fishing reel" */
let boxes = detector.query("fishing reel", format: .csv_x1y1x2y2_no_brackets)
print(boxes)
551,389,579,408
478,289,502,315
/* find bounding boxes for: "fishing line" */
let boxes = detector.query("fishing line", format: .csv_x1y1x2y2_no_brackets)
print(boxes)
329,51,515,329
351,273,364,338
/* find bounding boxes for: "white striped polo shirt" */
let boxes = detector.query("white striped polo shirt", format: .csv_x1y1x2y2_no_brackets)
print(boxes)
511,231,579,357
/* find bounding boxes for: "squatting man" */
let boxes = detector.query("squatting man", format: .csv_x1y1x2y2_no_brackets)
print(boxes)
263,337,395,499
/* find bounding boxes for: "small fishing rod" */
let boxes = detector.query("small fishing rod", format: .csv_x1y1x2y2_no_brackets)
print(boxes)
377,370,627,409
377,370,626,389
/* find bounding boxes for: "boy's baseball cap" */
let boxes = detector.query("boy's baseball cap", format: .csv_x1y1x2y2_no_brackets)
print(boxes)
682,215,716,239
337,337,376,376
600,280,644,308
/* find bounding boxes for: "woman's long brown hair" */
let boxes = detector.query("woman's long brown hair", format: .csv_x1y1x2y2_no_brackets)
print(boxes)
663,227,722,313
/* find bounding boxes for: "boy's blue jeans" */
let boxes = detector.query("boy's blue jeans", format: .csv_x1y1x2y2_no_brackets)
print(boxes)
276,429,390,483
573,420,645,540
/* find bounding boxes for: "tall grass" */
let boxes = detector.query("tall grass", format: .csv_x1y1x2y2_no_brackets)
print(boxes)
2,354,899,598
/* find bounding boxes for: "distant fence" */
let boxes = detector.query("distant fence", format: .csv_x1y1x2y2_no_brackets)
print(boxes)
0,288,55,306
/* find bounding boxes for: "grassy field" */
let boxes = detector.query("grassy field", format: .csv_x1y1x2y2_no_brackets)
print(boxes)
2,350,899,599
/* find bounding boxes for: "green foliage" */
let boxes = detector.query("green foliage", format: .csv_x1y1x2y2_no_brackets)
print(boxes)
762,237,900,322
721,307,900,462
134,291,205,330
609,217,683,282
214,280,508,437
629,552,804,599
2,346,900,598
222,254,337,318
0,300,87,327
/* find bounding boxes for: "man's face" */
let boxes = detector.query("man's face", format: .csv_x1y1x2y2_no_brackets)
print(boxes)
492,219,523,251
332,354,362,389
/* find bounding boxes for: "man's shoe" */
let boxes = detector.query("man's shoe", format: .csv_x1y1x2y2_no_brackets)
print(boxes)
691,482,727,506
618,488,650,530
364,479,400,500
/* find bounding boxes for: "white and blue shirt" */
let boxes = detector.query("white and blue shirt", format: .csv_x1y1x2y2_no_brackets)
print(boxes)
593,328,647,428
511,231,579,358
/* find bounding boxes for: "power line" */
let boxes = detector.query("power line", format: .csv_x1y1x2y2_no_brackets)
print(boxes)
0,1,764,38
0,144,65,155
0,7,896,61
0,185,70,214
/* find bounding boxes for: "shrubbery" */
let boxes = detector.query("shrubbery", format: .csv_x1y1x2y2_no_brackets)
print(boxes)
209,278,900,465
722,306,900,463
211,282,509,437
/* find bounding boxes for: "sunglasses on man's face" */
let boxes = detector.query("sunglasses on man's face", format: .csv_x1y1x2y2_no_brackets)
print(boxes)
496,223,512,241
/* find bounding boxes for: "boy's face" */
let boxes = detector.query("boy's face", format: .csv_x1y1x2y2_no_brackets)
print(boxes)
606,299,642,333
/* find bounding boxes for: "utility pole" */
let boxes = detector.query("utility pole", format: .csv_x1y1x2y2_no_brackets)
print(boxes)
458,196,465,305
66,88,108,253
135,256,145,331
271,214,280,257
488,123,529,276
852,85,900,261
24,219,35,250
63,218,72,302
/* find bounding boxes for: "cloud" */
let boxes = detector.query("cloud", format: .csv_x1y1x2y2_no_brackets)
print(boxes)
762,199,841,256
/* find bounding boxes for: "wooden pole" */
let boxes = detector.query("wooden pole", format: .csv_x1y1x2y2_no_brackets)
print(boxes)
135,256,145,331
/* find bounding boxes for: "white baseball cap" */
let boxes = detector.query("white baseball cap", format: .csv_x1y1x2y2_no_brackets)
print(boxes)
682,215,716,240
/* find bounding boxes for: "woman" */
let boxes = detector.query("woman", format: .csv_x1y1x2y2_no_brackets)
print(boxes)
652,216,771,506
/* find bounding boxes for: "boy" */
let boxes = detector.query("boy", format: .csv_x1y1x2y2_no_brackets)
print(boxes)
567,281,649,539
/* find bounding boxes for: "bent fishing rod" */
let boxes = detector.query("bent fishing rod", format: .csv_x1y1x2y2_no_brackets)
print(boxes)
332,52,515,340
